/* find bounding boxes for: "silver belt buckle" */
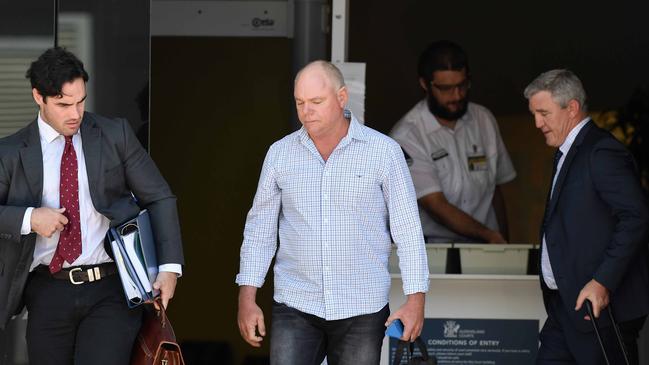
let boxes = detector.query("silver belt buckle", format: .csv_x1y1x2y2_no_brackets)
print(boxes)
68,267,83,285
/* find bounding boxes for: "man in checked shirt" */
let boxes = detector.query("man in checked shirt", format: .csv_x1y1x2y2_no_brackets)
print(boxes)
236,60,430,365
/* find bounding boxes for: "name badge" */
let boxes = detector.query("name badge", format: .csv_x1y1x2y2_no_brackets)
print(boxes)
431,149,449,161
468,155,488,171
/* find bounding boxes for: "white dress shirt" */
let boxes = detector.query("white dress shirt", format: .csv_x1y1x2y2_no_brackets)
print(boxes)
22,114,181,275
391,100,517,242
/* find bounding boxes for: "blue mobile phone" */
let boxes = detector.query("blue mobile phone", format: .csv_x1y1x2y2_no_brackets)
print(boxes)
385,319,404,339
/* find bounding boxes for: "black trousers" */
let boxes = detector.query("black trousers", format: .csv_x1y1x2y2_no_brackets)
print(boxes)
537,290,646,365
23,267,142,365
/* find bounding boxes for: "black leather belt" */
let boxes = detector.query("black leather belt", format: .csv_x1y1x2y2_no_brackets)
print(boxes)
35,263,117,285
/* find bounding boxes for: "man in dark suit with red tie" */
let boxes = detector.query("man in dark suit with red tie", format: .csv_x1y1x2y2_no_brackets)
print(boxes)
525,69,649,364
0,47,184,364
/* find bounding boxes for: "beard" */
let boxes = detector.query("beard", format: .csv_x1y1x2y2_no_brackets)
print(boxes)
426,90,469,121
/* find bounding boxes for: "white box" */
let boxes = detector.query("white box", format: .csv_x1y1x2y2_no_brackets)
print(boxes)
389,243,451,274
456,243,533,275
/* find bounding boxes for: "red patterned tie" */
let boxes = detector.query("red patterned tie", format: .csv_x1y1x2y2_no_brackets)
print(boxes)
49,136,82,273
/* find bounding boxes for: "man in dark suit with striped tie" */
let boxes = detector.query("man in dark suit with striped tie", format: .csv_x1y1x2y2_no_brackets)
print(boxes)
525,69,649,364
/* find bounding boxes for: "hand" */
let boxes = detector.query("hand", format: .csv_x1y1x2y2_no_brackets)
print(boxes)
238,286,266,348
31,207,68,238
486,230,507,244
152,271,178,309
385,292,425,342
575,279,610,320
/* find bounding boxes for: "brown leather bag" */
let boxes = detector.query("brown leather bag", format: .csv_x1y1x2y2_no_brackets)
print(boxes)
131,299,185,365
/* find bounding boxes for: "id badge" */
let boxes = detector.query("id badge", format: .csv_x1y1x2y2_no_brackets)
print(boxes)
431,149,449,161
467,155,488,171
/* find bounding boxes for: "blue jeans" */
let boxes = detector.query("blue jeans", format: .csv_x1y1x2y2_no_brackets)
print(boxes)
270,301,389,365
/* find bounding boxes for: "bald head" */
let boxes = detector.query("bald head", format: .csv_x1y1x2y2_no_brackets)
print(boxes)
293,61,349,139
295,60,345,92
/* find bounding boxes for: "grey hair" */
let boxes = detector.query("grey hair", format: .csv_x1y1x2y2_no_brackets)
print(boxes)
294,60,346,90
523,69,588,112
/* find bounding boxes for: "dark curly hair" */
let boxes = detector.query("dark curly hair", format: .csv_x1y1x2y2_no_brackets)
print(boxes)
25,47,89,103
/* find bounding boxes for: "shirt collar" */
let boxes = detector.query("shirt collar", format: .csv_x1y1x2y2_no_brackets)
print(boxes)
345,110,368,142
417,100,441,133
559,117,590,155
37,112,81,144
37,113,62,144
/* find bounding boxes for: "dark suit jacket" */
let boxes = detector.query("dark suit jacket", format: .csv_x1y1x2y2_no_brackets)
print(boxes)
541,121,649,332
0,112,184,328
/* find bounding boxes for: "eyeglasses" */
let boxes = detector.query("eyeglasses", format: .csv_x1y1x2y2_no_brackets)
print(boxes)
430,79,471,94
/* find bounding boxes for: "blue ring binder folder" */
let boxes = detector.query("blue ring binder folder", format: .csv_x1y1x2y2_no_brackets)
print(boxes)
108,210,160,308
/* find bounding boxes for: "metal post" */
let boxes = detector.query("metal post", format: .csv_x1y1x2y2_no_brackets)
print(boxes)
331,0,348,63
290,0,328,130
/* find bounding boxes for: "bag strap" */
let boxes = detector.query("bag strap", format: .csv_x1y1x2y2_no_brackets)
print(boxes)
153,297,170,329
585,300,630,365
392,337,430,365
413,337,430,361
392,340,409,365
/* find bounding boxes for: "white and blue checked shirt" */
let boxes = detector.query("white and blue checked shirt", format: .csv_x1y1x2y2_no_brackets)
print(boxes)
236,113,429,320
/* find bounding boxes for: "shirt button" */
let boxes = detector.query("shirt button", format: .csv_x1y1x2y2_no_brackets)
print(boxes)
326,290,331,295
323,194,328,200
324,266,330,271
323,218,329,224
